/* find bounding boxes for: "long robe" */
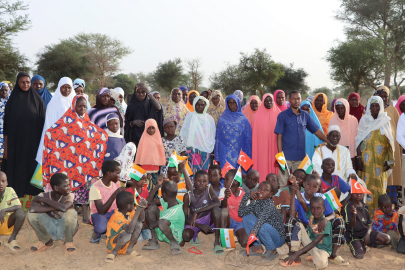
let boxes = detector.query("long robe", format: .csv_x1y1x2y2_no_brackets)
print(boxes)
385,105,402,186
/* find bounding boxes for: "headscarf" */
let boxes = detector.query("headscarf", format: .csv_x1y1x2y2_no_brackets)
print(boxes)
233,90,243,102
375,85,390,108
330,99,337,112
312,93,334,135
306,96,314,103
134,119,165,166
273,90,288,111
186,90,200,112
355,96,394,152
180,86,188,103
242,95,262,125
163,115,177,126
348,92,365,122
31,75,52,108
180,96,216,153
42,95,108,190
115,87,127,113
106,112,123,138
0,82,10,158
329,98,359,158
93,87,111,109
35,77,76,165
395,95,405,115
110,88,125,119
251,94,280,181
300,100,324,158
163,88,189,135
73,78,90,110
207,90,226,125
114,142,136,182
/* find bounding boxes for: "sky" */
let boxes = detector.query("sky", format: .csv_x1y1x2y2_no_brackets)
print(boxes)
12,0,347,90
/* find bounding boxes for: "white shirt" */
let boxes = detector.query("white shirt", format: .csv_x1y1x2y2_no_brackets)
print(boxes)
396,113,405,156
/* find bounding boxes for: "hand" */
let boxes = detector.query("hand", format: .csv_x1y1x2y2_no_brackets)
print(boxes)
350,205,357,215
312,170,320,176
291,182,300,192
179,161,186,173
157,174,165,186
115,186,126,194
198,224,213,234
288,174,296,184
316,218,327,233
249,230,256,237
274,160,280,168
356,158,364,172
0,210,5,224
32,196,44,203
139,197,148,208
190,213,198,228
349,174,357,180
284,253,299,265
250,191,258,200
308,216,320,234
131,120,145,127
383,161,391,172
224,188,232,199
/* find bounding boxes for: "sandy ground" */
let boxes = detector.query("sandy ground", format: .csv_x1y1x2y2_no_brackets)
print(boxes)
1,214,405,270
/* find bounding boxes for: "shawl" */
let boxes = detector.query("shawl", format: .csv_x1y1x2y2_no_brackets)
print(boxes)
233,90,243,102
115,87,128,113
134,119,166,166
300,101,324,159
36,77,76,164
110,88,125,121
164,88,189,135
0,83,10,158
274,90,288,111
114,142,136,183
395,95,405,115
2,72,45,197
180,96,216,153
330,99,337,113
348,93,365,122
329,98,359,158
242,95,262,125
207,90,226,125
42,95,108,190
186,90,200,112
31,75,52,108
312,93,334,135
251,94,280,182
214,94,252,170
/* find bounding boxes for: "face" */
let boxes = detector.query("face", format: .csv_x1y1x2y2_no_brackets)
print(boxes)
301,104,310,114
195,99,206,114
100,92,110,106
60,84,72,97
352,193,364,203
75,98,87,116
55,179,71,196
75,86,84,96
322,159,335,174
189,92,197,105
310,201,325,219
195,174,209,192
136,87,147,101
111,166,122,183
201,92,209,99
0,86,9,99
182,90,188,102
164,121,176,136
276,92,285,106
400,100,405,113
107,119,120,133
109,97,116,106
135,174,147,188
335,104,345,119
314,95,325,111
379,201,393,215
19,76,31,91
212,95,220,106
167,167,180,183
264,95,273,109
153,93,161,102
227,98,238,112
257,182,272,200
303,178,321,196
288,93,301,109
0,175,7,193
119,94,124,104
379,91,388,104
293,171,306,186
209,168,221,184
327,130,341,146
32,79,44,91
147,125,156,135
8,83,13,90
250,99,259,111
266,175,279,194
172,89,182,103
246,171,259,189
370,102,380,119
349,96,359,108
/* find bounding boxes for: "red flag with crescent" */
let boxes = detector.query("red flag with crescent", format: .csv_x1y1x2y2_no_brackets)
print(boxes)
221,161,235,178
213,160,218,165
246,234,258,256
351,179,371,194
238,150,253,171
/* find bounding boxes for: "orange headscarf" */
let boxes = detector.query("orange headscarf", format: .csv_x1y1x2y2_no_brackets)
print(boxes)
134,119,166,166
312,93,334,135
242,95,262,125
186,90,200,112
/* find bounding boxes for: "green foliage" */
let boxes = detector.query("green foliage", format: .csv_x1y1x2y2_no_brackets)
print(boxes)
209,64,246,95
153,58,185,92
269,64,309,95
111,73,136,95
0,0,31,39
0,41,29,80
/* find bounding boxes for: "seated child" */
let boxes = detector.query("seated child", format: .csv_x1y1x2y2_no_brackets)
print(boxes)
156,162,193,202
281,169,306,194
241,169,259,195
267,173,290,221
320,158,350,205
218,169,248,247
182,170,222,254
0,172,25,251
238,181,286,260
89,160,125,243
28,173,78,253
209,165,224,197
281,196,333,269
104,113,126,161
343,192,390,259
371,194,399,250
105,191,146,263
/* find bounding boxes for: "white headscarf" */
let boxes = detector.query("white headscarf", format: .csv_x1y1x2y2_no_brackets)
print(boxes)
35,77,76,164
114,87,127,113
355,96,394,151
180,96,216,153
114,142,136,182
106,112,123,138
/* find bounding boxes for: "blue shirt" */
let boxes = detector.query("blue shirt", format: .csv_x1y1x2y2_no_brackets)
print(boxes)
274,107,320,161
295,192,334,224
321,175,350,194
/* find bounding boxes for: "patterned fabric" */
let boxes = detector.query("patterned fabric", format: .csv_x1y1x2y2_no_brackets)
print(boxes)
164,89,189,135
89,179,120,214
42,95,108,191
161,136,187,175
0,90,9,158
110,88,125,122
106,209,135,255
73,182,90,204
187,147,211,174
312,93,334,135
207,90,225,125
372,208,398,233
114,142,137,183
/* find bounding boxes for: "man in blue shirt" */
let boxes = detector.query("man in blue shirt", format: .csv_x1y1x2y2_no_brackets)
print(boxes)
274,91,327,188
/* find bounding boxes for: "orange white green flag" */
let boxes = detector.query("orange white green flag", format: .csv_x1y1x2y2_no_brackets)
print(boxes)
220,229,236,248
275,152,287,171
298,154,313,174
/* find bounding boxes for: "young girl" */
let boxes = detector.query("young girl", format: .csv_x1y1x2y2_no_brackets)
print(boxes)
105,113,126,161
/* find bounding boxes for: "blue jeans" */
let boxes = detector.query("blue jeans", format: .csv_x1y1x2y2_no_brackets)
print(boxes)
91,211,114,238
242,214,285,251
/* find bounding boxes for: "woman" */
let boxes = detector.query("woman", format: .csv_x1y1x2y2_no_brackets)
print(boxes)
186,90,200,112
329,98,359,158
73,78,91,110
2,72,46,198
31,75,52,108
355,96,394,214
124,83,163,147
242,95,261,125
395,95,405,115
164,88,189,135
0,82,10,160
180,96,216,174
207,90,226,125
151,91,161,103
115,87,128,113
110,88,125,121
274,90,288,111
300,100,324,159
348,93,365,122
251,94,280,182
215,94,252,170
312,93,334,135
179,86,188,104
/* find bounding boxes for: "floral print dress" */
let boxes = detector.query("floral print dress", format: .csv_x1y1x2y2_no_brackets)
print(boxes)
0,95,9,158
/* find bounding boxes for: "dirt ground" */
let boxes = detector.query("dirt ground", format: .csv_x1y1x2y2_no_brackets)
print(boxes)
1,214,405,270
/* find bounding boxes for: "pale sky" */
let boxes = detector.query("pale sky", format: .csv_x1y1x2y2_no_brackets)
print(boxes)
13,0,347,90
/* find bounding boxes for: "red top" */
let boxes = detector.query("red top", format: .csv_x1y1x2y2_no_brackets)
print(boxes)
126,187,149,204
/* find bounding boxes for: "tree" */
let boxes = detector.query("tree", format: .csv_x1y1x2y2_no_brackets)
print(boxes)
185,58,204,90
153,58,185,91
0,41,29,80
393,50,405,99
111,73,136,95
209,64,246,95
0,0,30,39
269,64,309,95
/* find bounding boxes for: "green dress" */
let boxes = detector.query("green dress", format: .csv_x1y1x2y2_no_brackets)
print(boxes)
358,130,394,215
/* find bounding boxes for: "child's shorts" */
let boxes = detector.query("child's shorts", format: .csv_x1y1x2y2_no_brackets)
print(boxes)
184,213,214,241
346,231,379,258
0,215,13,235
156,206,184,244
137,229,152,242
229,217,244,232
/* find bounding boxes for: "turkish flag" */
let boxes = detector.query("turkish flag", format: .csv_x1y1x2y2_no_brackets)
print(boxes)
213,160,218,165
351,179,371,194
221,161,235,178
246,234,258,256
238,150,253,171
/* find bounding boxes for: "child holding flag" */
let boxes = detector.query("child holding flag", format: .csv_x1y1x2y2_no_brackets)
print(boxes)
320,158,351,205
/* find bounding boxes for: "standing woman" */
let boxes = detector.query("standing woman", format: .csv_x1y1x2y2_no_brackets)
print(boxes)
110,88,125,123
115,87,128,114
312,93,334,135
242,95,261,125
73,78,91,110
300,101,324,159
164,88,189,135
251,94,280,182
186,90,200,112
348,93,365,123
274,90,288,112
207,90,226,125
31,75,52,108
2,72,46,198
0,83,10,162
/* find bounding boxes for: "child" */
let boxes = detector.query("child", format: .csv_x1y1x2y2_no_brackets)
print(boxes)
371,194,399,250
28,173,78,253
89,160,125,243
209,165,224,197
266,173,290,221
182,170,222,254
218,169,248,247
238,181,286,260
105,191,146,263
104,113,126,161
241,169,259,194
0,172,25,251
156,162,193,202
320,158,350,204
281,196,333,269
343,193,390,259
281,169,306,194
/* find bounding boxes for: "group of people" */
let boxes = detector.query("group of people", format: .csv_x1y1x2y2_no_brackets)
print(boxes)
1,72,405,269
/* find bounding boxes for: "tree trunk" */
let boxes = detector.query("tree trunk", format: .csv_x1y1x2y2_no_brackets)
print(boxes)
354,84,359,93
384,61,391,87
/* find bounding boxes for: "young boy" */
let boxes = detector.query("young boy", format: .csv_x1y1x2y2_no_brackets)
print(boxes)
0,172,25,251
320,158,350,204
266,173,290,221
105,191,147,263
343,193,390,259
371,194,399,250
89,160,125,243
28,173,78,253
218,169,248,247
281,169,306,194
241,169,259,195
281,196,333,269
157,162,193,202
209,165,224,197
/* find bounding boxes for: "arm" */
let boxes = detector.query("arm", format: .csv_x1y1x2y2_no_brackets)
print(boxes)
356,144,363,171
296,192,309,213
311,150,323,176
281,207,287,221
147,93,162,111
314,129,328,142
349,205,357,228
95,187,125,215
277,134,283,153
220,188,231,208
194,187,221,216
0,205,21,223
399,215,404,239
286,234,326,263
124,204,146,234
146,175,164,205
317,211,336,233
183,193,193,225
238,193,252,217
33,196,73,212
179,162,193,191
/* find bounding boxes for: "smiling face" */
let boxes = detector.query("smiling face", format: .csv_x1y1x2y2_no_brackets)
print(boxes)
301,104,310,114
212,95,220,106
136,86,146,101
314,95,324,111
189,92,197,105
75,86,84,96
195,99,206,114
257,182,272,200
250,99,259,111
147,125,156,135
227,98,238,112
335,104,345,120
264,95,273,109
54,179,71,196
349,96,359,108
276,92,285,106
327,130,341,146
0,85,9,99
172,89,182,103
75,98,87,116
293,170,306,186
107,119,120,133
167,167,180,183
100,92,110,106
60,84,72,97
164,121,176,136
33,79,44,91
303,177,321,197
19,76,31,91
370,102,380,119
321,158,335,174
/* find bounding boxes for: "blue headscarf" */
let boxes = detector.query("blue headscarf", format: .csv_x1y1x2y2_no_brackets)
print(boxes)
31,75,52,108
214,94,252,171
300,100,324,158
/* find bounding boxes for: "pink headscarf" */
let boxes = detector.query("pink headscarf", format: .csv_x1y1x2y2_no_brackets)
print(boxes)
242,95,262,125
274,90,288,111
135,119,166,166
395,95,405,115
251,94,281,182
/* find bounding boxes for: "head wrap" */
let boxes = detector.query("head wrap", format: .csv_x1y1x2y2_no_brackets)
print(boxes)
395,95,405,114
151,91,159,96
242,95,262,125
348,92,365,122
179,86,188,91
233,90,243,102
207,90,226,125
375,85,390,108
0,82,10,91
273,90,288,111
105,112,122,138
163,115,177,126
73,78,85,90
134,119,166,166
114,87,127,113
110,88,125,118
114,142,137,182
31,75,53,108
327,125,341,135
0,82,10,157
300,100,324,158
306,96,314,103
2,81,11,84
312,93,334,134
93,87,111,109
186,90,200,112
330,99,338,112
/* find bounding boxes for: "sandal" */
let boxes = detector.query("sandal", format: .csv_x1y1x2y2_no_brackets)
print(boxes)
329,255,349,266
261,250,279,261
240,247,262,257
142,240,161,250
63,242,76,254
105,253,115,263
30,241,52,253
170,242,182,255
90,237,101,244
4,240,21,251
190,237,201,246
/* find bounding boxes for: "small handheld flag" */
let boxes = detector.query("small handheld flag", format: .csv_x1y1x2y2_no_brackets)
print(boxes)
238,150,253,171
298,154,313,174
231,166,243,187
221,161,235,178
220,229,236,248
324,188,342,211
181,160,194,178
351,179,371,194
213,160,218,165
129,165,146,181
246,234,258,256
168,151,188,171
275,152,287,171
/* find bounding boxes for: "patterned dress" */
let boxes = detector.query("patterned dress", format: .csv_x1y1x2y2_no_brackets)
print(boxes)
160,136,187,175
0,95,9,158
